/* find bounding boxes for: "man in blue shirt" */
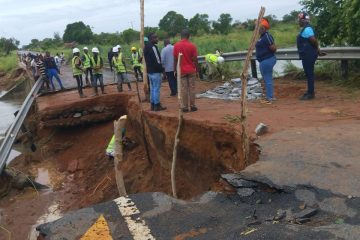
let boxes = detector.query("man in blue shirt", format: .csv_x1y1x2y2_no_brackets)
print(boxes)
161,39,177,96
297,12,320,100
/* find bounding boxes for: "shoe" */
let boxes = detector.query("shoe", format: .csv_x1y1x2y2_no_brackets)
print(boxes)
182,107,189,113
80,94,86,98
300,93,315,100
260,99,272,105
154,103,167,111
190,106,198,112
102,91,106,94
151,103,155,111
170,93,177,96
91,93,98,97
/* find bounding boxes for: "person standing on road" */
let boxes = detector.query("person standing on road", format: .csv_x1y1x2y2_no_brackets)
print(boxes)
131,47,143,82
161,39,177,96
43,51,65,91
144,33,166,111
35,55,50,91
112,46,132,92
108,48,114,72
72,48,86,98
91,47,105,95
82,47,93,87
174,29,199,112
297,12,321,100
255,18,277,104
54,53,62,73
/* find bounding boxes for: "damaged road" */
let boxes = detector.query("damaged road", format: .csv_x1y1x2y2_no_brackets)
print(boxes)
36,122,360,239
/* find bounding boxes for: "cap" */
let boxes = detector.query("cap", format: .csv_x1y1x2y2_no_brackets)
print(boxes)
73,48,80,54
298,12,310,20
83,47,88,50
92,47,99,53
112,47,119,53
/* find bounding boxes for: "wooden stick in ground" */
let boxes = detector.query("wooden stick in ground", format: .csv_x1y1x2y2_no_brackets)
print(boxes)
114,115,127,196
171,53,183,198
240,7,265,166
140,0,150,102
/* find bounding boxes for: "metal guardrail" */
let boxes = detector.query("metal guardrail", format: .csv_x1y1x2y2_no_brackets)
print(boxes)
0,78,44,172
198,47,360,63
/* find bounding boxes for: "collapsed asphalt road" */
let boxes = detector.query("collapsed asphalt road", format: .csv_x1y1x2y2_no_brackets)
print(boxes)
36,184,359,239
35,122,360,239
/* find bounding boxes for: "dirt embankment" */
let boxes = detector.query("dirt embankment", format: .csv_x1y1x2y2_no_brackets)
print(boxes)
0,68,27,91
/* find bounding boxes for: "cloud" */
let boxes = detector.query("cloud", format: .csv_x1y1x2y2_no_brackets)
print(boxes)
0,0,300,45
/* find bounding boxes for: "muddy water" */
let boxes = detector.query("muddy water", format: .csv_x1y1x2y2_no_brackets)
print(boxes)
0,96,22,161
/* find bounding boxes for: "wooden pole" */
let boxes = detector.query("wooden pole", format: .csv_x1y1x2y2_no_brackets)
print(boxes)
114,115,127,196
171,53,183,198
240,7,265,166
140,0,150,102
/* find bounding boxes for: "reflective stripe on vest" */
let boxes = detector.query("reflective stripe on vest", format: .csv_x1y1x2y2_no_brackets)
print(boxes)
83,53,91,68
91,55,103,74
72,56,83,76
112,53,126,73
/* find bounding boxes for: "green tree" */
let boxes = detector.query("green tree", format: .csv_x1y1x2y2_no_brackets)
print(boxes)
188,13,211,35
300,0,346,45
282,10,301,23
159,11,188,37
144,27,159,36
63,21,93,44
212,13,233,35
342,0,360,45
122,28,140,44
0,37,19,55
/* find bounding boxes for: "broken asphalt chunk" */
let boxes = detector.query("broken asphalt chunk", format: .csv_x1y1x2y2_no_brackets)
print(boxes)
293,208,318,219
237,188,255,197
221,174,259,188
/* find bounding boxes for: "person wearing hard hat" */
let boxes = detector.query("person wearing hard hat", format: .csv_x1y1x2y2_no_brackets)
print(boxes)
72,48,86,98
205,51,224,80
256,18,277,104
131,47,143,81
82,47,93,87
112,46,131,92
91,47,105,95
297,12,321,100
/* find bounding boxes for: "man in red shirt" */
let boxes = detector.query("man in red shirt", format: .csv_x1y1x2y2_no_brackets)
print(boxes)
174,29,199,112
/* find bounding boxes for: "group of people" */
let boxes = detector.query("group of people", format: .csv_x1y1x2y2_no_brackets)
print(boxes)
143,29,199,112
256,11,321,104
26,52,65,92
71,46,105,97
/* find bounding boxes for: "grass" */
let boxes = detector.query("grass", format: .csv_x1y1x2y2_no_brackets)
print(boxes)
0,53,18,73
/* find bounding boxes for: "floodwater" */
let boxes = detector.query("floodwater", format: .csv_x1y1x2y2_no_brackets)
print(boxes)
0,93,22,161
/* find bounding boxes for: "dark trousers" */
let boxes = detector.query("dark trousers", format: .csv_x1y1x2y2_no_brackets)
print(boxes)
133,66,143,81
74,75,84,96
93,74,105,93
302,56,316,95
166,71,177,95
85,67,93,86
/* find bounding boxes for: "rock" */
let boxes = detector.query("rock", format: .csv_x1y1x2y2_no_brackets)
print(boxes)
248,78,259,85
231,78,241,84
255,123,268,136
237,188,255,197
293,208,318,219
256,199,262,204
93,105,105,113
73,112,82,118
274,209,286,221
295,218,311,224
221,174,258,188
82,111,89,116
299,202,306,210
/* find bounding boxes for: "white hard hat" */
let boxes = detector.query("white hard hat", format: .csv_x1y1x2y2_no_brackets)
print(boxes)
92,47,99,53
116,44,121,49
217,56,225,64
83,47,88,50
112,47,119,53
73,48,80,54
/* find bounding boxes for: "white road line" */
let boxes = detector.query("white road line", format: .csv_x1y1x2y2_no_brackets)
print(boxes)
114,196,156,240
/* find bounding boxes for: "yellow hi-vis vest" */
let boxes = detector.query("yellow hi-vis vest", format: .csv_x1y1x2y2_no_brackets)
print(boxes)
131,52,141,67
72,56,83,76
205,54,218,65
91,55,103,74
83,53,91,68
112,53,126,73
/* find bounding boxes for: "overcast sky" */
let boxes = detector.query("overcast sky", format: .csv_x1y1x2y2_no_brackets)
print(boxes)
0,0,301,45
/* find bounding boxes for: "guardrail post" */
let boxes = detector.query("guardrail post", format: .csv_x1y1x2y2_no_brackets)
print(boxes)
250,60,258,78
341,60,349,80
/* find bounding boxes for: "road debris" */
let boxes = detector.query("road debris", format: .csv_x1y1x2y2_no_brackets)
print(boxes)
255,123,268,136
